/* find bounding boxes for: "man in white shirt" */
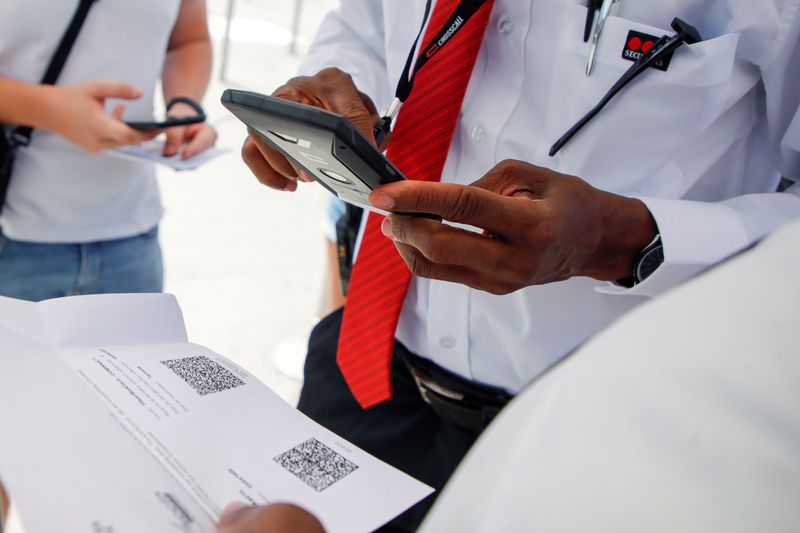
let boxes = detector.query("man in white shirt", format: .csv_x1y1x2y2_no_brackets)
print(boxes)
240,1,800,529
218,216,800,533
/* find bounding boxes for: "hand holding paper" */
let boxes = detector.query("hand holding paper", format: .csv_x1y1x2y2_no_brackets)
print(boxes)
0,294,431,533
217,503,325,533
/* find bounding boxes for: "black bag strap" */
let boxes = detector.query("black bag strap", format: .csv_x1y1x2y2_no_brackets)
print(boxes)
10,0,99,148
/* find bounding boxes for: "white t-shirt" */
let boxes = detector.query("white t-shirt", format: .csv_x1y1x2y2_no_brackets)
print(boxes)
0,0,181,243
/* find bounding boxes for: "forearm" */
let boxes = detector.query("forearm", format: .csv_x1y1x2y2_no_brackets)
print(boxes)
0,77,59,130
161,39,211,104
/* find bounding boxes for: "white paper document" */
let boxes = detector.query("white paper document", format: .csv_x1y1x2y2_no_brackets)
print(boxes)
111,139,230,171
0,294,432,533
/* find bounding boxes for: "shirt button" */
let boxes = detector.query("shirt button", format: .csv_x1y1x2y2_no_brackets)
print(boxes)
497,17,515,35
470,125,486,142
440,336,457,349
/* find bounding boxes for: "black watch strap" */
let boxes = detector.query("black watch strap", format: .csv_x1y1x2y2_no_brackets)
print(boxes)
634,235,664,284
617,234,663,288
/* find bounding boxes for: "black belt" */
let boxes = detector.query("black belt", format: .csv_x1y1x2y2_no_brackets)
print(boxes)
397,345,513,434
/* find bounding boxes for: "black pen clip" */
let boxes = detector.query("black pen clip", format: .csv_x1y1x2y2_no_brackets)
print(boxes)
621,18,701,84
583,0,602,42
550,17,702,156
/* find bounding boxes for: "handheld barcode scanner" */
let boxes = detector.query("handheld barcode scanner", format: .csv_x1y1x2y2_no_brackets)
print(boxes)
223,89,401,211
223,0,492,220
222,89,439,220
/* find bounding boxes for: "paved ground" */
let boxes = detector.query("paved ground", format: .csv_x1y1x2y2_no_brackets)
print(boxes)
6,2,339,531
162,0,338,404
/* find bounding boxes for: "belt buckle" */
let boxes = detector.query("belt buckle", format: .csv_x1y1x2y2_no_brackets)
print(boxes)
10,131,30,147
409,368,464,402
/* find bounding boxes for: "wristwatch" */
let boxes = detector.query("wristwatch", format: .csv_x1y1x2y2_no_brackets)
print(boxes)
633,234,664,284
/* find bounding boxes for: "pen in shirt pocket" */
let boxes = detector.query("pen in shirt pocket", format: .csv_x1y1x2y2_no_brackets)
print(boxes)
551,17,703,156
586,0,622,76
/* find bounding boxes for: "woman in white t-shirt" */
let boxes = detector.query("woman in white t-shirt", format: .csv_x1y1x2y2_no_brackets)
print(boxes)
0,0,216,301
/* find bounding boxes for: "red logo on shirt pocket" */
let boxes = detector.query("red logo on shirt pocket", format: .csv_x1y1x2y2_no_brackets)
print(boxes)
622,30,674,71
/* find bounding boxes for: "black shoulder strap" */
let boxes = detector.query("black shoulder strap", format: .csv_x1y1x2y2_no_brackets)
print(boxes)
10,0,99,147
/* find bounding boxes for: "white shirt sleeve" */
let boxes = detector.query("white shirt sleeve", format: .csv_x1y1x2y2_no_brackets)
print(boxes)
602,5,800,298
296,1,393,112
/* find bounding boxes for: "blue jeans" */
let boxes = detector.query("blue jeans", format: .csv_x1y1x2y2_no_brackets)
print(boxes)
0,227,163,302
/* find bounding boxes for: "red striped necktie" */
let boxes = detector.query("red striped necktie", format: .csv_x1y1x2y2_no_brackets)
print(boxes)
337,0,496,409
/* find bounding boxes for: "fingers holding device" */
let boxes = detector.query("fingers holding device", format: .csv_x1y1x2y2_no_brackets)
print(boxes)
372,160,657,294
223,86,435,221
124,95,215,159
235,68,381,193
44,80,160,153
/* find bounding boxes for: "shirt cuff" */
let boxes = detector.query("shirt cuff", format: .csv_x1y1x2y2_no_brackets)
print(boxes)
597,197,750,298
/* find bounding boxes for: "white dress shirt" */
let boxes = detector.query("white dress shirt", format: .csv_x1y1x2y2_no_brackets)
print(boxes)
419,217,800,532
0,0,180,243
299,0,800,393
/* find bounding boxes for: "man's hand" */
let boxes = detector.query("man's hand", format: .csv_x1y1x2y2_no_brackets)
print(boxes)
217,503,325,533
43,80,160,153
371,160,657,295
162,101,218,159
1,480,9,527
241,67,380,192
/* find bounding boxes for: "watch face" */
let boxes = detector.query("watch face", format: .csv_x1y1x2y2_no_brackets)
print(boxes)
636,245,664,283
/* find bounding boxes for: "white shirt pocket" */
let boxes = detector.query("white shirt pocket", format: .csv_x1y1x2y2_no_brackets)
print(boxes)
541,2,739,194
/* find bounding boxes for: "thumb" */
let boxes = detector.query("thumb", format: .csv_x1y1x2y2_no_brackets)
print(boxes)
218,502,250,529
370,180,509,233
218,503,326,533
87,80,144,101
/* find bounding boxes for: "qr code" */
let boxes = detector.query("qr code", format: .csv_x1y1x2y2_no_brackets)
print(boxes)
274,438,359,492
161,355,245,396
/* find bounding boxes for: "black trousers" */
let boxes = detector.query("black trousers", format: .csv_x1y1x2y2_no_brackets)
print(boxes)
297,309,483,532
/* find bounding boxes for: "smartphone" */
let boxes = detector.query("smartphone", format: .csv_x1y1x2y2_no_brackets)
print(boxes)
221,88,414,213
125,115,206,131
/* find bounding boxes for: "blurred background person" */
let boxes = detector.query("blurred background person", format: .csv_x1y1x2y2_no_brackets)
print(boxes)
0,0,216,302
